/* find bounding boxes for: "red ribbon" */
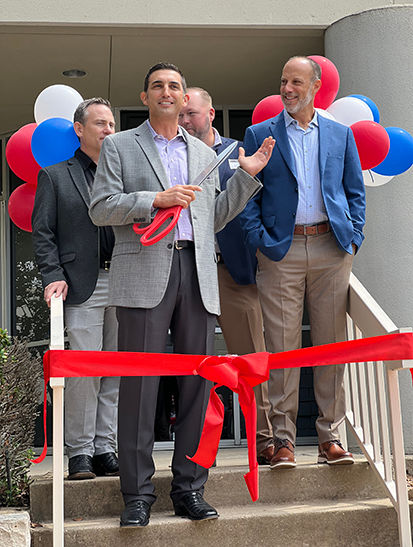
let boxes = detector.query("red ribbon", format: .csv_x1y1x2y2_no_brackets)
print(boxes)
32,333,413,502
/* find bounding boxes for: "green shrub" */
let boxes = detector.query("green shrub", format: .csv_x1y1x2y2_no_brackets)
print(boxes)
0,328,42,507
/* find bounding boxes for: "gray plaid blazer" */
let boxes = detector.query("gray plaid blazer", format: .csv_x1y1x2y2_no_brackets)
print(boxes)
89,122,261,315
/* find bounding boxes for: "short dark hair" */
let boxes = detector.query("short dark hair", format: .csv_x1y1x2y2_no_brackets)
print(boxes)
143,62,187,93
73,98,112,124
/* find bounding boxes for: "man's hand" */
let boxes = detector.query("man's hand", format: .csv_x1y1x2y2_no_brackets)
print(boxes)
153,185,202,209
238,136,276,178
44,281,68,307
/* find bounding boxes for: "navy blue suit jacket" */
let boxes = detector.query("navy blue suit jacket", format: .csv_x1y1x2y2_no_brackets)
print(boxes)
239,111,366,262
215,136,257,285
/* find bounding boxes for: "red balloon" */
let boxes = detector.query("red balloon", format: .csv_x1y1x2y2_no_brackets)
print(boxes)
308,55,340,110
6,123,41,185
252,95,284,124
7,183,37,232
351,120,390,171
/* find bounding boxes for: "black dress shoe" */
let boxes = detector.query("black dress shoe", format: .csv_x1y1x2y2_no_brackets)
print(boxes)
120,500,151,527
68,454,96,480
93,452,119,476
173,491,219,521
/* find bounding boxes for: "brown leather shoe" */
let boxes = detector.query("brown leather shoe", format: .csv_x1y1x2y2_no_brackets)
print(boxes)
257,445,274,465
318,440,354,465
270,438,296,469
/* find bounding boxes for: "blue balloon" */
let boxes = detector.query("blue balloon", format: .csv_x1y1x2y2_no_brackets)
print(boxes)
372,127,413,176
31,117,79,168
349,94,380,123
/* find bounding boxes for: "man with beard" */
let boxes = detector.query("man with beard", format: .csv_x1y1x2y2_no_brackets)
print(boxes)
179,87,273,463
240,56,365,469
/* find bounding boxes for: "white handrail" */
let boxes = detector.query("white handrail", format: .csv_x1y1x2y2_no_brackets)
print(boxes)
47,275,412,546
49,294,65,547
346,273,412,547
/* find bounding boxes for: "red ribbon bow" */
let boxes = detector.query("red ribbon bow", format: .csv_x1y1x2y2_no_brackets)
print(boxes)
188,352,270,501
31,332,413,503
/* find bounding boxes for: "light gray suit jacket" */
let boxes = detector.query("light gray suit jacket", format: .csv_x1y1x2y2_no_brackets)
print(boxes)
89,122,262,315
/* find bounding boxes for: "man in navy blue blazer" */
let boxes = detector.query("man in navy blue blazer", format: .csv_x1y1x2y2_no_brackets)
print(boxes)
240,57,366,468
180,88,273,463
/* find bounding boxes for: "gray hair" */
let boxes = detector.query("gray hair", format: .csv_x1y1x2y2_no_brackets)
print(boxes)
286,56,322,82
187,87,213,106
73,98,112,124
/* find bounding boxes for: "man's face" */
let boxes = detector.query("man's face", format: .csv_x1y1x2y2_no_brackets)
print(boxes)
140,70,188,119
280,59,320,115
74,104,115,154
179,92,214,143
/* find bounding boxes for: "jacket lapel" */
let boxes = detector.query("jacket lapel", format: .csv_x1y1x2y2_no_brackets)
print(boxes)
185,129,201,185
67,158,90,206
134,122,170,190
271,113,297,179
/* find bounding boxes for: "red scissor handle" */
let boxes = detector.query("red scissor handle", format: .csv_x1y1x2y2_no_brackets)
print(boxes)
132,205,182,246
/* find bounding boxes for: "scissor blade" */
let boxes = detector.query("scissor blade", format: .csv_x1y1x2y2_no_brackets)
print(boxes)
191,140,238,187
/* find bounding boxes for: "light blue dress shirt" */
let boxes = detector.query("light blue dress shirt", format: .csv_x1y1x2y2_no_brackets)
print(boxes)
284,110,328,225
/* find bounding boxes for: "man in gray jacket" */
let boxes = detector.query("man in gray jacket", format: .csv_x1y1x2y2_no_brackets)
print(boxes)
32,98,119,481
89,62,274,527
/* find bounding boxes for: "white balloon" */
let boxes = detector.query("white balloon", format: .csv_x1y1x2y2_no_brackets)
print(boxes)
363,169,394,187
316,108,336,121
34,85,84,124
327,97,373,127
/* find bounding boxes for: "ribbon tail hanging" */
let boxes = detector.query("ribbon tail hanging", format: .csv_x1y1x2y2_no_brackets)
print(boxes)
238,380,259,501
187,385,225,469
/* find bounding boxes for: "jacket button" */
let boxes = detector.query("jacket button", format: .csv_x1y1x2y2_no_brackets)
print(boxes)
167,243,173,249
292,212,296,217
295,187,298,192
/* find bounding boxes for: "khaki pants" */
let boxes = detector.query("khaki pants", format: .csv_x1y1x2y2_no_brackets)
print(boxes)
217,263,272,452
256,231,353,444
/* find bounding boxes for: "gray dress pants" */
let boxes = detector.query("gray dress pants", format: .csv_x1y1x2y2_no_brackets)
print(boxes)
64,269,119,458
117,247,216,506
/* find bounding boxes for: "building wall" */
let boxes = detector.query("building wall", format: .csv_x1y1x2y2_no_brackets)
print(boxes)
0,1,398,27
326,5,413,451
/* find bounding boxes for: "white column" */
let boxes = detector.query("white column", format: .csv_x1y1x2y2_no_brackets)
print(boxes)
325,6,413,451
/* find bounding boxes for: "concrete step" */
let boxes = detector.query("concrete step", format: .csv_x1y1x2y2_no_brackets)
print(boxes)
31,498,405,547
30,461,385,523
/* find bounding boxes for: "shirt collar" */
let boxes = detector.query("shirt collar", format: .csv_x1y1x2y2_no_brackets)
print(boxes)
75,147,96,170
212,128,222,148
283,109,319,129
146,119,187,142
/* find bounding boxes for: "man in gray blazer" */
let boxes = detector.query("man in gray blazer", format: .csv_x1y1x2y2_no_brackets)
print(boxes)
89,62,274,527
32,98,120,480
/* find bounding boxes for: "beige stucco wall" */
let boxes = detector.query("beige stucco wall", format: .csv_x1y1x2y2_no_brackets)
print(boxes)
0,0,403,27
326,5,413,451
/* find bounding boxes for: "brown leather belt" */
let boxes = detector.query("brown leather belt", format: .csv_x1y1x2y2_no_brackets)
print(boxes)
294,222,330,236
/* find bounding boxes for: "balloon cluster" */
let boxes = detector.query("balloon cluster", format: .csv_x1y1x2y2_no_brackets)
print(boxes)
251,55,413,188
6,85,83,231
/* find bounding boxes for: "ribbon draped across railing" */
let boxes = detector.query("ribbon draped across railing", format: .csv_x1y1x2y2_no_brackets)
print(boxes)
33,332,413,502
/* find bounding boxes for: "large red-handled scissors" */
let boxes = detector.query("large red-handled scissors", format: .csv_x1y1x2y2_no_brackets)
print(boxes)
133,141,238,246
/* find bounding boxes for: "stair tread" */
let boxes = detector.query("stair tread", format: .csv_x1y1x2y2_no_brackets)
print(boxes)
33,497,397,529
